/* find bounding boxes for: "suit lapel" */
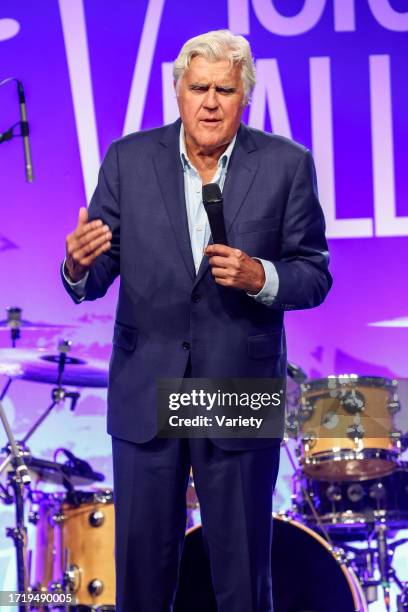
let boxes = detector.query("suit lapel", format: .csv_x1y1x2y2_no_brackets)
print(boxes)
194,123,259,286
153,120,196,281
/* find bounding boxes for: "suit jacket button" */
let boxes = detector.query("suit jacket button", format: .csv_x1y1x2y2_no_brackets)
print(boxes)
182,341,190,350
191,293,201,303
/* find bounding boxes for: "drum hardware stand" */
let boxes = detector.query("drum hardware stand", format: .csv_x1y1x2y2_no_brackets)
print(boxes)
282,438,335,549
61,549,78,612
0,341,81,479
397,583,408,610
341,526,408,610
0,341,80,604
1,377,14,402
0,399,31,612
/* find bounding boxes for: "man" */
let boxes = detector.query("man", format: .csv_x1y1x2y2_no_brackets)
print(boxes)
62,30,332,612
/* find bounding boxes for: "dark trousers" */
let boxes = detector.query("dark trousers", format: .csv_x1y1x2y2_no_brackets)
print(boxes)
112,436,280,612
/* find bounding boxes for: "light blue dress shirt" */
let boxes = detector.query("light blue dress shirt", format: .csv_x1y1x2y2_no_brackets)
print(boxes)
64,126,279,304
179,124,279,305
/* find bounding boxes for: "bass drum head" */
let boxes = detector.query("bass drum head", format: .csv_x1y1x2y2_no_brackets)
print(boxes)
174,516,366,612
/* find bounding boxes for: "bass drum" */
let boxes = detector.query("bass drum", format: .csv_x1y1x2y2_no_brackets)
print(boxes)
174,515,367,612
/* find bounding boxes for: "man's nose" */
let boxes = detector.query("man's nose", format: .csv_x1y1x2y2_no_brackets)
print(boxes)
203,87,218,110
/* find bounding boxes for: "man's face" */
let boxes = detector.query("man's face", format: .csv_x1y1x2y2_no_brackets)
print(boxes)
176,56,246,154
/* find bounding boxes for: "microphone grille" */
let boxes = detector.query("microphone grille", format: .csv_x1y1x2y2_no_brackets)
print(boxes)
202,182,222,204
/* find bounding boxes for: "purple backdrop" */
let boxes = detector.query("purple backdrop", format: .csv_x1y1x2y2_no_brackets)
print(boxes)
0,1,407,605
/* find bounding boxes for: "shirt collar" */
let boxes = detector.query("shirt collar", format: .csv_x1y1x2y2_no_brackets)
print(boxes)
179,123,237,173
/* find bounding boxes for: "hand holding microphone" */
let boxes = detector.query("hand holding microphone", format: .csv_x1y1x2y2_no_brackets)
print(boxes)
203,183,265,294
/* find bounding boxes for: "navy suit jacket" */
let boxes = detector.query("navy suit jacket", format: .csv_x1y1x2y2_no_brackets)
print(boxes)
62,119,332,450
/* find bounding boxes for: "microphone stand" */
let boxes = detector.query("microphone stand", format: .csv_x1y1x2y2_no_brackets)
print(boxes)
0,77,33,182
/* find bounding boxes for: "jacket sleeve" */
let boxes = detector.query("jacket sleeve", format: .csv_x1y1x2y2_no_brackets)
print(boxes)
270,149,332,310
62,142,121,304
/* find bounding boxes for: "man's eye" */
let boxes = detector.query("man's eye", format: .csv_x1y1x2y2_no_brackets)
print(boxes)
190,85,208,92
216,88,235,95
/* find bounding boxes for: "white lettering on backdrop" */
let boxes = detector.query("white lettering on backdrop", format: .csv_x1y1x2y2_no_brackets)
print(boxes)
228,0,408,34
57,0,408,237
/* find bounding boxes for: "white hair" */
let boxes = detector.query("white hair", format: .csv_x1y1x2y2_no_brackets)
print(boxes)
173,30,256,103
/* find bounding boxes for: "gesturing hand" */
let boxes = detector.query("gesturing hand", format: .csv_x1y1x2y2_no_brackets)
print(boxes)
204,244,265,294
65,207,112,282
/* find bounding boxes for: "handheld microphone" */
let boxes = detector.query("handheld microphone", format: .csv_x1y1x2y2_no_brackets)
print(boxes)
202,183,228,245
17,80,33,182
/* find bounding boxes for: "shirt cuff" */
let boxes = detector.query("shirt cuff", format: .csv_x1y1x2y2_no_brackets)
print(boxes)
62,258,88,300
247,258,279,306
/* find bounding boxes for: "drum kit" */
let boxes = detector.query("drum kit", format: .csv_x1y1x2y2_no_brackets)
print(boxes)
0,307,407,611
283,371,408,612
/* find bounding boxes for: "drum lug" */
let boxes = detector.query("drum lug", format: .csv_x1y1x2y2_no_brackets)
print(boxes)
390,430,402,445
63,567,77,591
340,389,365,414
299,400,314,421
285,412,299,437
52,511,65,524
326,484,342,503
346,423,365,440
346,483,364,503
89,510,105,527
330,545,349,566
301,433,317,450
28,510,39,525
88,578,104,596
49,581,64,594
387,399,400,415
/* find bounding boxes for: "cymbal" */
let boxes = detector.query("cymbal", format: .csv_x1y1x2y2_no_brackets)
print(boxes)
0,348,108,387
0,319,77,331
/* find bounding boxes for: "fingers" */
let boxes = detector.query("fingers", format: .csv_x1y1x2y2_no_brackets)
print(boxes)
205,244,239,257
210,264,237,279
207,255,231,269
75,218,104,240
206,246,263,292
77,240,111,267
66,214,112,274
211,266,238,281
73,230,112,262
67,223,111,252
74,225,111,250
77,207,88,227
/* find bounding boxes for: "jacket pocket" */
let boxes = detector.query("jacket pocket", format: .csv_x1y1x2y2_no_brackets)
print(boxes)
113,322,138,351
238,217,279,234
247,332,282,359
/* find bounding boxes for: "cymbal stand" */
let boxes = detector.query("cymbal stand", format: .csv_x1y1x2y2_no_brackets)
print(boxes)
0,340,80,480
342,528,408,610
376,524,392,611
0,341,80,605
0,377,14,401
22,341,80,444
0,398,30,612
